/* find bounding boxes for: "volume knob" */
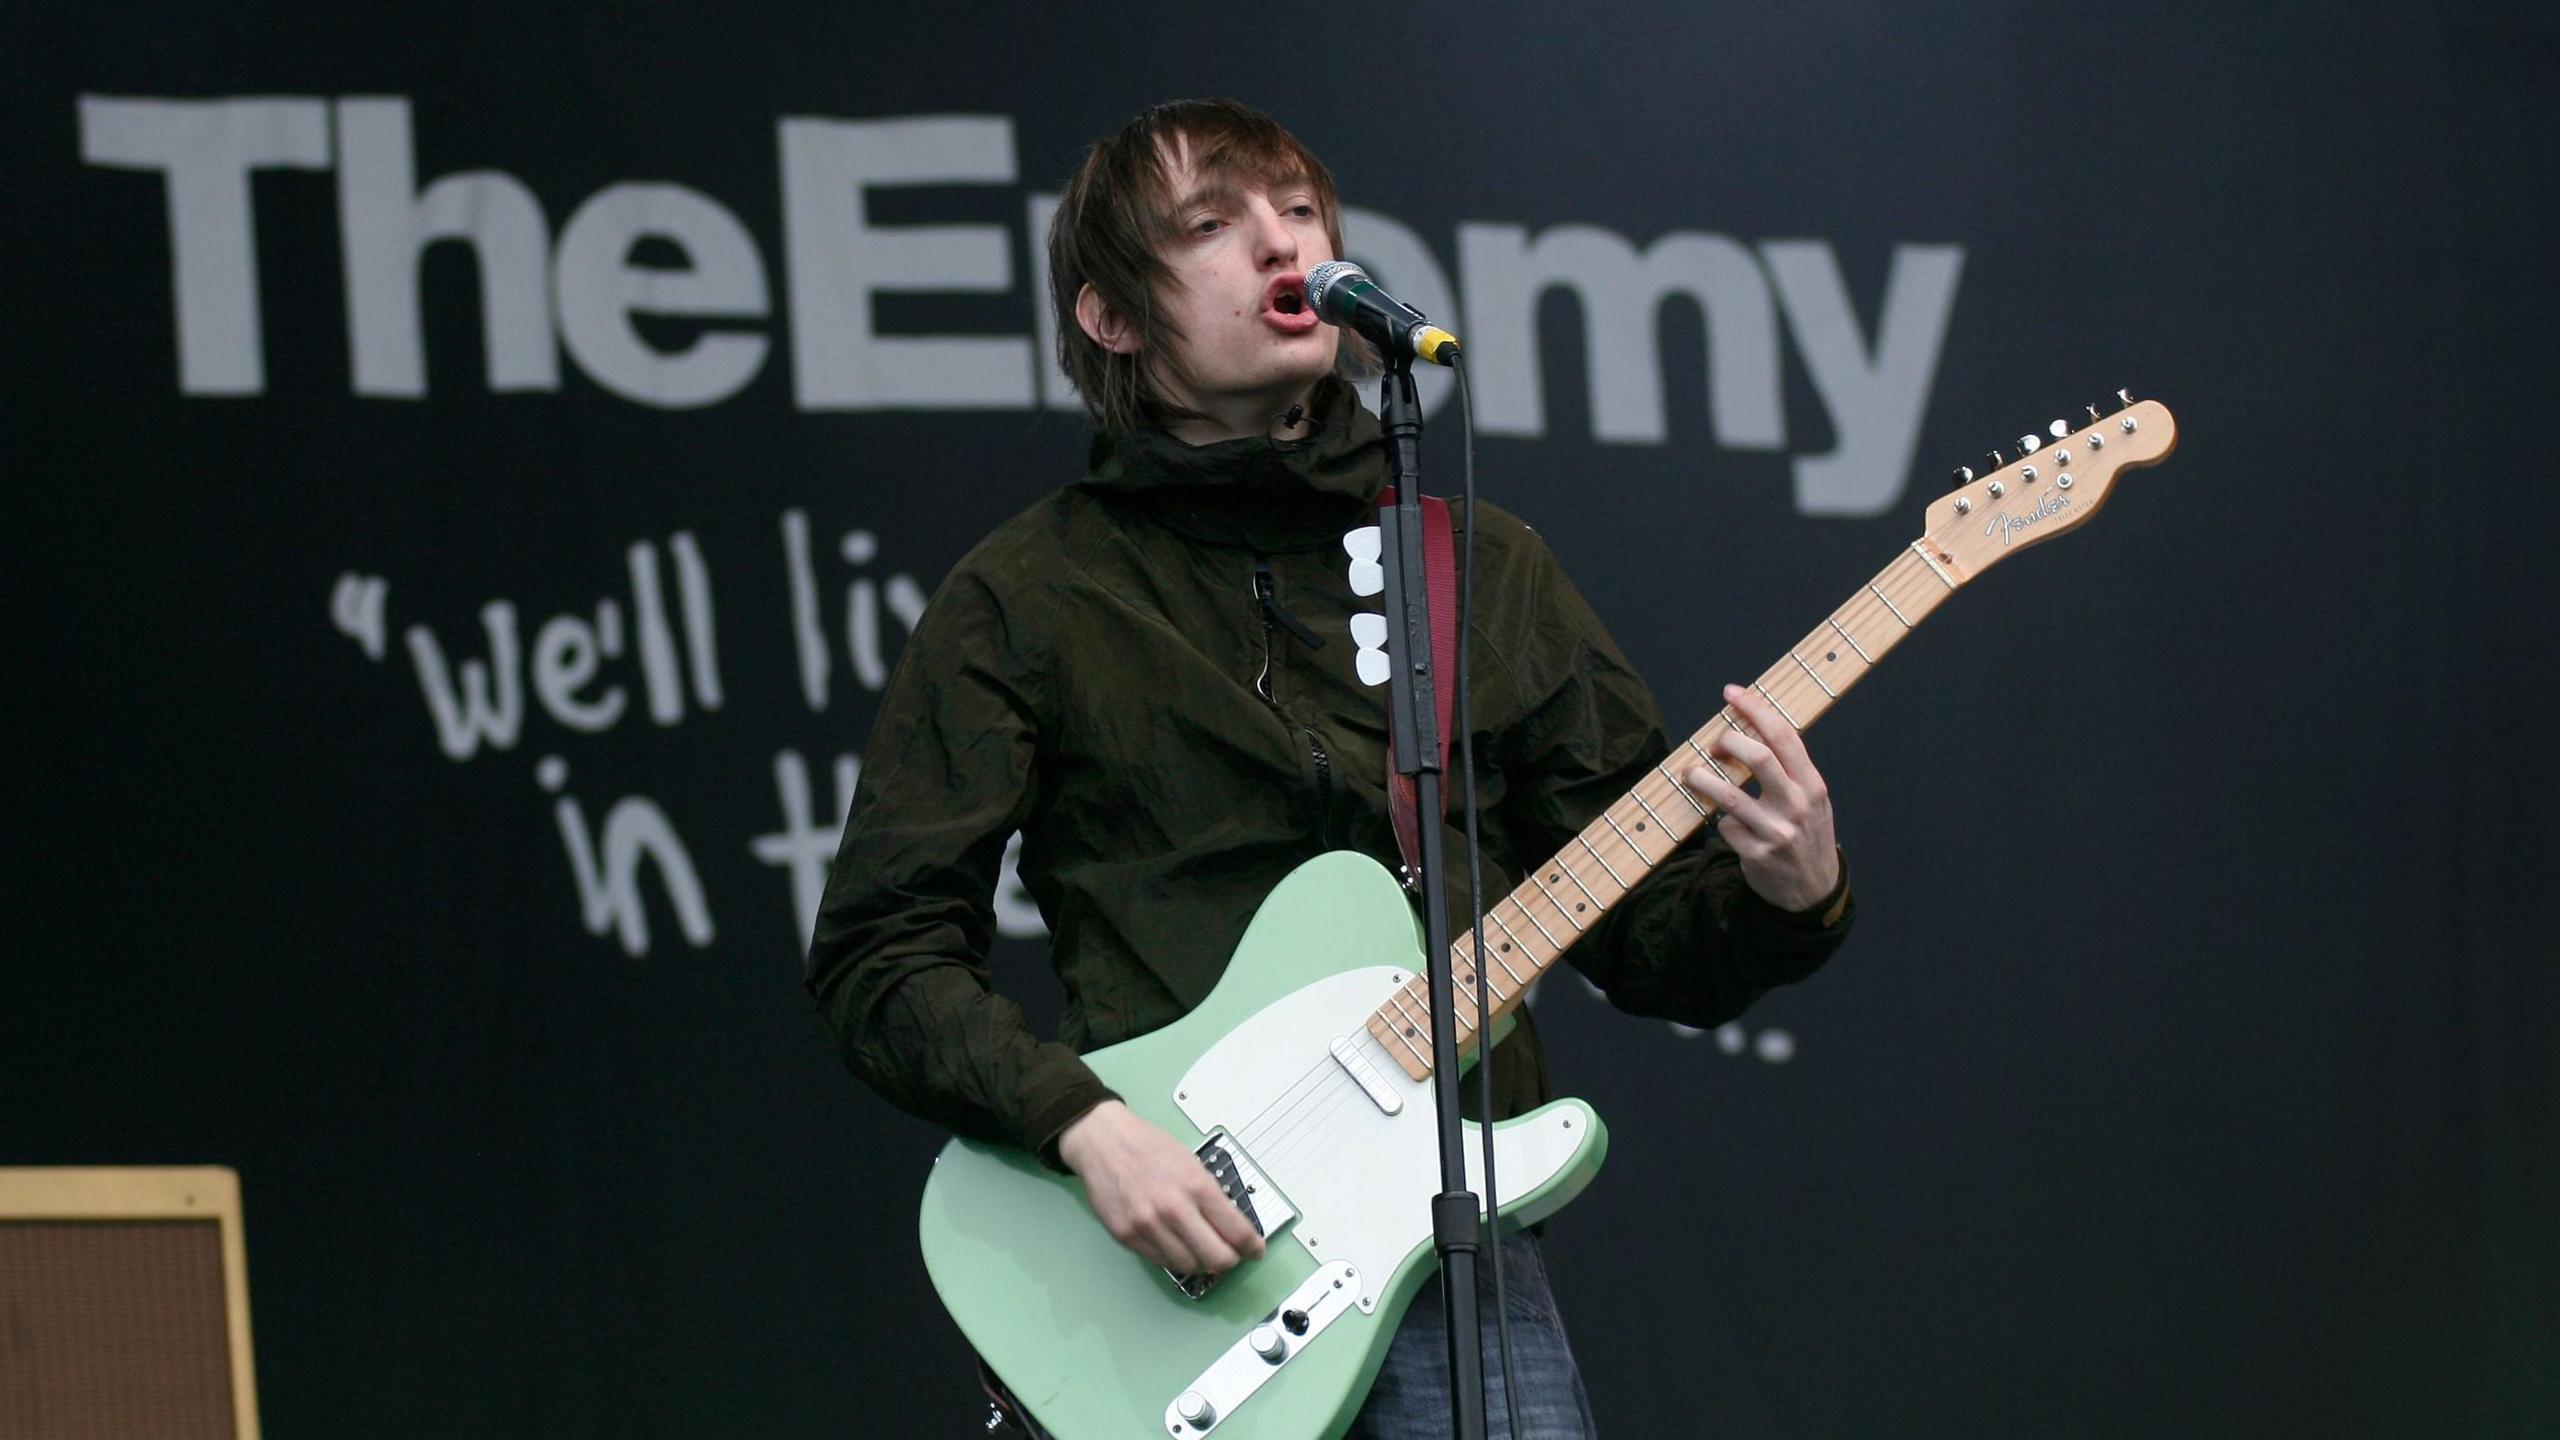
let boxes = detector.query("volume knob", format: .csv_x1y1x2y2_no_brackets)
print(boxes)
1176,1390,1217,1428
1250,1324,1287,1362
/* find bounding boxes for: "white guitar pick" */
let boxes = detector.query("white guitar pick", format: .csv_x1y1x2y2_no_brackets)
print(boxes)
1343,525,1384,597
1350,611,1390,686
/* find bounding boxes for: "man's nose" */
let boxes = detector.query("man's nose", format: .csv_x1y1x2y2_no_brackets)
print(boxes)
1252,204,1298,267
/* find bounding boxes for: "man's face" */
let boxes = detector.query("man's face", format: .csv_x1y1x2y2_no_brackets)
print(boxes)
1140,142,1341,434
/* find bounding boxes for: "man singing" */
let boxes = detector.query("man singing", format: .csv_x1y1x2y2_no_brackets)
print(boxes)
807,97,1855,1438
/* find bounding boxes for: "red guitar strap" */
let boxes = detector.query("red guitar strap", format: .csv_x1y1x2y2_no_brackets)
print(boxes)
1379,489,1457,884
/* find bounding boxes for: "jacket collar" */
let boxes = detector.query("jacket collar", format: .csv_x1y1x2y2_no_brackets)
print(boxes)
1077,375,1386,551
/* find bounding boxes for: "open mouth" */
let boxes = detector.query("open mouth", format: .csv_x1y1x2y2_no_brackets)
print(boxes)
1265,273,1309,314
1262,273,1317,331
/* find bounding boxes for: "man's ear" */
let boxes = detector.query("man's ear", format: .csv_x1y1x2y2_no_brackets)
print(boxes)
1075,283,1140,356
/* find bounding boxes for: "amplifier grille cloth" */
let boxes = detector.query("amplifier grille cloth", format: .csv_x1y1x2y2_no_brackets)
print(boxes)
0,1219,236,1440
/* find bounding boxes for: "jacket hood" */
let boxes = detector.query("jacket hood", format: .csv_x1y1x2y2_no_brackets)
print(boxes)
1076,375,1386,550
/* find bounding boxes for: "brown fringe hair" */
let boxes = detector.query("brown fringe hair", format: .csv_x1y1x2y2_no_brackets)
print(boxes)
1047,98,1371,435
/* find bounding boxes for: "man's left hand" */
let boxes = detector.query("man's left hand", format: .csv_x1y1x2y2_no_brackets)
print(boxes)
1680,683,1841,913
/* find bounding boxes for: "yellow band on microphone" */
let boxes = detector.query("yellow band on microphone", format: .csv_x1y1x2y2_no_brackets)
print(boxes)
1413,326,1461,366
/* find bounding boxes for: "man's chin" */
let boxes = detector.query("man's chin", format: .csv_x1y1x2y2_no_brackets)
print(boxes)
1267,351,1342,403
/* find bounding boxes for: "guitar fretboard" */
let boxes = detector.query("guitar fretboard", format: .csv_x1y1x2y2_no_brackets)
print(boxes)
1362,540,1965,1081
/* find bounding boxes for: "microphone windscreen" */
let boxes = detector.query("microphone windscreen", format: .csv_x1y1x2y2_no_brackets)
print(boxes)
1304,260,1367,318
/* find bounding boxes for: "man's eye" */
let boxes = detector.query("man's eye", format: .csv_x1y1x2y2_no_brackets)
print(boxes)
1192,217,1223,235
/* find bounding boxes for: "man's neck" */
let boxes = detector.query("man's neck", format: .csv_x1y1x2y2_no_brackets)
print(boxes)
1163,386,1320,448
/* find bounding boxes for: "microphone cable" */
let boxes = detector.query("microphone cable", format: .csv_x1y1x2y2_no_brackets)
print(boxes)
1449,349,1526,1440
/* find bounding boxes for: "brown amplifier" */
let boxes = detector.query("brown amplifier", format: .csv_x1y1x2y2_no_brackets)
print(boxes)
0,1167,262,1440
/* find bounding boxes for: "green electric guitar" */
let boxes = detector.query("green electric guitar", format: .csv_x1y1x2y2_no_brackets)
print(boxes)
917,397,2179,1438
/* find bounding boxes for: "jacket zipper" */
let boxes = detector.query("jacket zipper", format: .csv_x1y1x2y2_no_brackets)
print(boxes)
1303,726,1334,849
1251,558,1325,701
1251,558,1336,849
1253,560,1280,704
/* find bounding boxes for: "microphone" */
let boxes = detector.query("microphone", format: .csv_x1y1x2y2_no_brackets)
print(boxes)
1304,261,1460,367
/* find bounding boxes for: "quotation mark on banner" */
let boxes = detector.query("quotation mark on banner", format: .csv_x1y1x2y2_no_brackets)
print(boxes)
332,573,389,660
1344,525,1388,686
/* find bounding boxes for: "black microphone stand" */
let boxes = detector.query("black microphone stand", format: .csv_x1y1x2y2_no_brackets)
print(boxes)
1373,351,1489,1440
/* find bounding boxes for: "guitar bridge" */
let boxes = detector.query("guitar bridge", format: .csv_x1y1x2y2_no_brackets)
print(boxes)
1164,1130,1296,1300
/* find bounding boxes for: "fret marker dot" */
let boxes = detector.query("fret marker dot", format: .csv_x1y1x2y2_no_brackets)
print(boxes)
1634,822,1647,832
1825,651,1838,662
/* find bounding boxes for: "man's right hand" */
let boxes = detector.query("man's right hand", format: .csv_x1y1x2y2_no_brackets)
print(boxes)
1055,1100,1267,1277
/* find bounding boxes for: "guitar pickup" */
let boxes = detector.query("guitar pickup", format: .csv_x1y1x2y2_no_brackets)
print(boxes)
1164,1130,1297,1300
1329,1035,1404,1115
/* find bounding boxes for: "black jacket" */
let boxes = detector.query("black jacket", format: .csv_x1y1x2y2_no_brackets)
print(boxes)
806,376,1852,1163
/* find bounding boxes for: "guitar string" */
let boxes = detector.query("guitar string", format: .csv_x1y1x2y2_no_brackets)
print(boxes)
1236,1002,1443,1159
1243,1018,1495,1189
1233,1028,1402,1176
1228,1076,1355,1203
1226,1055,1351,1153
1238,1026,1422,1181
1251,1080,1365,1173
1223,962,1540,1186
1243,1074,1371,1180
1250,1022,1520,1197
1259,1040,1423,1178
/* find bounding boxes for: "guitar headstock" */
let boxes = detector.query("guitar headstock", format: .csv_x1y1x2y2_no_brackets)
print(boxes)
1920,391,2178,579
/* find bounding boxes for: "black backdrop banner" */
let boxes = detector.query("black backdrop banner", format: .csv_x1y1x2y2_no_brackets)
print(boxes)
8,3,2555,1436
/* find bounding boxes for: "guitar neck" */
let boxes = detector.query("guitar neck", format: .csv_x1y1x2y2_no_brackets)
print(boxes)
1362,540,1965,1082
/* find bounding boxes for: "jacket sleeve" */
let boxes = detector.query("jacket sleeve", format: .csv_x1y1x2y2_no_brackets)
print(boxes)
1491,538,1854,1029
803,563,1117,1166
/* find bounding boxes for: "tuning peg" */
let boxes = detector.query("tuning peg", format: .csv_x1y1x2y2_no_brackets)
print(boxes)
2017,433,2042,454
2048,419,2071,439
2085,403,2103,425
1984,448,2006,470
2114,388,2135,410
1949,465,1976,491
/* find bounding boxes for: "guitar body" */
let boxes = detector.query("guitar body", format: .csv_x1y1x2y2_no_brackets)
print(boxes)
918,851,1610,1440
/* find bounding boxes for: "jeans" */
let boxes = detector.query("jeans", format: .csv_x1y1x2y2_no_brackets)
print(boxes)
990,1232,1595,1439
1345,1231,1598,1439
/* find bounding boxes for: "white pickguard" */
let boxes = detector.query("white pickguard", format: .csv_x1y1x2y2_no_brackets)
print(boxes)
1171,967,1590,1313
